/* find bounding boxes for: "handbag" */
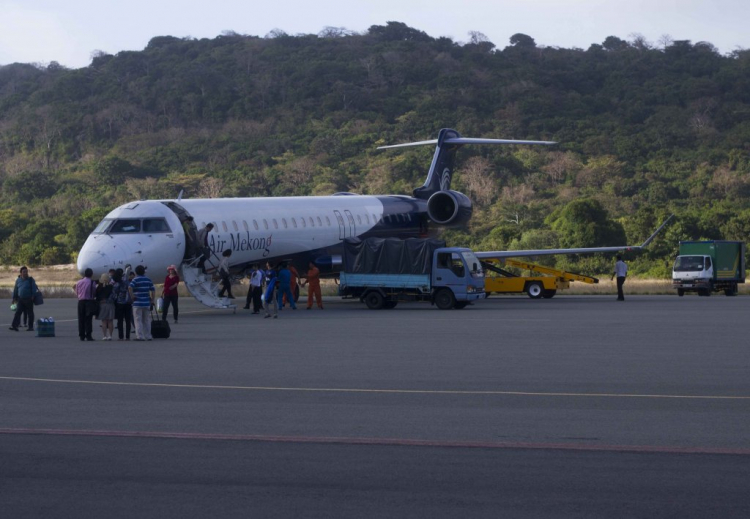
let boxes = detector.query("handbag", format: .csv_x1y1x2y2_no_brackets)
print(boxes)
33,291,44,306
86,300,100,317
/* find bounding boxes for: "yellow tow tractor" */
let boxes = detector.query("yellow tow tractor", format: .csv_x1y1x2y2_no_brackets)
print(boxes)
481,258,598,299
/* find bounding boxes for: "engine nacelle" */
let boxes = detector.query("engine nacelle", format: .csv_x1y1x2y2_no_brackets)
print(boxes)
427,190,473,227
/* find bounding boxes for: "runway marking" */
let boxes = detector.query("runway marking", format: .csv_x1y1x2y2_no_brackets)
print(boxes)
1,376,749,400
1,427,749,455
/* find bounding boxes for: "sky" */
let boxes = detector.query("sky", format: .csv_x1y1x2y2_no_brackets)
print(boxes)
1,0,749,69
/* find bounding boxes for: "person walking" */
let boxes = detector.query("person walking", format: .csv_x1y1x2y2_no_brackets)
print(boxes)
300,262,324,310
75,268,97,341
283,264,299,307
129,265,155,341
276,263,297,310
10,266,38,332
96,273,115,340
245,264,264,313
113,269,133,341
196,223,214,273
264,274,279,319
162,265,180,323
612,255,628,301
217,249,234,299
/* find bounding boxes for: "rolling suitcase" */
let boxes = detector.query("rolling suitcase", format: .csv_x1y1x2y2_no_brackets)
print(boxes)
150,311,171,339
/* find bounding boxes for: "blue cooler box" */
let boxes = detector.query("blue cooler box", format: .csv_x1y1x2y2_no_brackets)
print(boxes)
36,320,55,337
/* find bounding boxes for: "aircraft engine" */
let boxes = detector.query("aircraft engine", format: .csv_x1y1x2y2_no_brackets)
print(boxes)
426,190,473,227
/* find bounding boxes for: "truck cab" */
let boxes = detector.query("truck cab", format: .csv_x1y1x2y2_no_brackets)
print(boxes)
673,255,714,295
432,248,485,309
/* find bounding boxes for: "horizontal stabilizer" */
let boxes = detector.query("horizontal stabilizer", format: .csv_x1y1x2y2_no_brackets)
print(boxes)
377,137,557,149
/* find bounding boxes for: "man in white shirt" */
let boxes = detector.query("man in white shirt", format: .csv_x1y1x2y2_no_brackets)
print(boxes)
611,255,628,301
244,264,264,313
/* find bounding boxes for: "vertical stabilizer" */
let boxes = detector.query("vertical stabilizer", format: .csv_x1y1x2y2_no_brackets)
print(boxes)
413,129,463,200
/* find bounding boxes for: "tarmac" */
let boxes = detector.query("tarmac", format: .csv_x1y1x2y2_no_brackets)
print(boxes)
2,294,750,517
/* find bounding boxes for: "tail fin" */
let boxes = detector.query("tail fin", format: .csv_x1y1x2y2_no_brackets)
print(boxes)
378,128,556,200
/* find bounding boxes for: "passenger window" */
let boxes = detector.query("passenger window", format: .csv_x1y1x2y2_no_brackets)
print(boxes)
142,218,170,233
705,258,712,269
300,218,306,228
263,219,269,230
317,216,323,227
232,221,239,232
110,219,141,233
243,220,249,231
365,214,370,224
309,217,315,227
325,216,331,226
273,219,278,229
282,218,288,229
292,218,297,228
357,215,362,225
222,221,228,232
253,220,259,231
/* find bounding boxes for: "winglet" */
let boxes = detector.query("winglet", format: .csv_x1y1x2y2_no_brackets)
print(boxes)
640,215,674,248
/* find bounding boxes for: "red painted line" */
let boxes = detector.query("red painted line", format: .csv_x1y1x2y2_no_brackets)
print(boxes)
1,428,749,455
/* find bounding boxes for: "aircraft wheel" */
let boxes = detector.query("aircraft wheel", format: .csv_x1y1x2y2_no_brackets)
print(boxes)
364,291,385,310
542,290,556,299
435,289,456,310
526,282,543,299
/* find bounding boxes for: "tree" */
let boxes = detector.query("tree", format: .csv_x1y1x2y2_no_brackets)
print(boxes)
509,33,536,48
548,199,626,248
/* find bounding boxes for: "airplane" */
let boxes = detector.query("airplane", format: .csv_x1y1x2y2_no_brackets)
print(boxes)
75,128,665,309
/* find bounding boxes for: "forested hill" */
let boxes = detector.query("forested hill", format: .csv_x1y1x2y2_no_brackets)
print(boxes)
1,22,749,276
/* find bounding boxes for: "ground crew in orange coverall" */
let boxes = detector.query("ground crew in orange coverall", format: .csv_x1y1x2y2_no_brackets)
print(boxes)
300,262,323,309
283,265,299,307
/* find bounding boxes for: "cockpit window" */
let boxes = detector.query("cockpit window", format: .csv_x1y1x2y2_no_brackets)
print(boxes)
142,218,171,233
92,219,113,234
109,219,141,233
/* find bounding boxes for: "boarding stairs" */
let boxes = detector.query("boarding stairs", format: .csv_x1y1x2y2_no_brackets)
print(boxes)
180,258,238,312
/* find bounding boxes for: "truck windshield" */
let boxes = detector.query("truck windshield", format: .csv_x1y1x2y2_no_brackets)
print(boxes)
673,256,705,272
461,251,484,278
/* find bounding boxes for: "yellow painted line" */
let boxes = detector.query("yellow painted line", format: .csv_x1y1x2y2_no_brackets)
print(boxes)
0,376,749,400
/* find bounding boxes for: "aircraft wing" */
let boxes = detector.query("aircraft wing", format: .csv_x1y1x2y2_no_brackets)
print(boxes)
475,215,674,260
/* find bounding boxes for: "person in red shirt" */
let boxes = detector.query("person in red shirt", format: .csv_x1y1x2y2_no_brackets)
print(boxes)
162,265,180,323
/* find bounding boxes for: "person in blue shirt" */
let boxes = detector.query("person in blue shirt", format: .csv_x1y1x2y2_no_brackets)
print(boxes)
128,265,155,341
10,266,38,332
276,263,297,310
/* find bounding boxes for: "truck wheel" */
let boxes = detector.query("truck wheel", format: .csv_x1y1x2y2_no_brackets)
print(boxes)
434,289,456,310
364,291,385,310
453,301,468,309
526,282,543,299
542,290,556,299
677,288,685,297
383,301,398,309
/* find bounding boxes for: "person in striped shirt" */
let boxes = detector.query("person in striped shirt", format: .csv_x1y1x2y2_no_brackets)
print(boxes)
128,265,155,341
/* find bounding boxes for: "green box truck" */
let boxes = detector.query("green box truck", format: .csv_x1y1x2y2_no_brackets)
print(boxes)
672,241,746,296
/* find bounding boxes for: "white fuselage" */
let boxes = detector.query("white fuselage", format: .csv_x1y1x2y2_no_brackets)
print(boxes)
76,195,423,278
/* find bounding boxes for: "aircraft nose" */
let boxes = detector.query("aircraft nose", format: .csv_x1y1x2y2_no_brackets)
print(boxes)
77,248,111,277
